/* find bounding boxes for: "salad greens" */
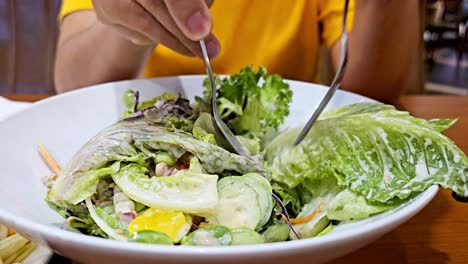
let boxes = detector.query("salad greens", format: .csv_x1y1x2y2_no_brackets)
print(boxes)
45,66,467,246
265,103,467,202
265,102,467,231
197,65,292,146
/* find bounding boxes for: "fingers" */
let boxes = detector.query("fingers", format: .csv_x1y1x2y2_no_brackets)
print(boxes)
163,0,212,41
137,0,201,56
107,1,194,56
138,0,220,57
92,0,219,57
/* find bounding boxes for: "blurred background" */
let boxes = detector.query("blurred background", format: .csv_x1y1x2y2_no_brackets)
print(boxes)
0,0,466,95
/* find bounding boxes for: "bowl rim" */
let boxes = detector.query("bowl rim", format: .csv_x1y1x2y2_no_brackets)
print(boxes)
0,186,438,256
0,75,439,256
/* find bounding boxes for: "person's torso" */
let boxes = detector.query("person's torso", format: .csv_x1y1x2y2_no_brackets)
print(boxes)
144,0,322,83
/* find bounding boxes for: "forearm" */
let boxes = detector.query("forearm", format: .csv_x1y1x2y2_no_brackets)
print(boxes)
54,19,154,93
339,0,419,103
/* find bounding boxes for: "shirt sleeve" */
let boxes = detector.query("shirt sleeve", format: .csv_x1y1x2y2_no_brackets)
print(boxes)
317,0,355,48
59,0,94,22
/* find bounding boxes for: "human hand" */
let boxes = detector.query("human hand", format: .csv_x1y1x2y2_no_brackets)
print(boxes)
92,0,220,58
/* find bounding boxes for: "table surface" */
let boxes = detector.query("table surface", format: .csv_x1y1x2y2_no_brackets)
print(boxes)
4,94,468,264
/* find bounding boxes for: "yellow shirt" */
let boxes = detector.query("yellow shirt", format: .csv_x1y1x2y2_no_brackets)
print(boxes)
60,0,354,83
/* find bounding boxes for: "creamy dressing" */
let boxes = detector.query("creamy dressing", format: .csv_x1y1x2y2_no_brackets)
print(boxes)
453,151,461,163
424,138,432,148
357,158,370,172
352,135,362,143
113,186,135,219
394,150,403,161
403,136,416,154
351,174,368,189
441,146,453,182
399,189,411,195
403,157,431,188
192,230,221,246
428,167,439,175
376,128,389,145
384,173,394,184
381,150,397,185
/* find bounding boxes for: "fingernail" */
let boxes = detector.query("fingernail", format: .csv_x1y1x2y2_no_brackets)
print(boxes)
206,38,220,58
187,11,209,35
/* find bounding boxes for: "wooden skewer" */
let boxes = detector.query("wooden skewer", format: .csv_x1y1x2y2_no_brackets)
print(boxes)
37,144,61,174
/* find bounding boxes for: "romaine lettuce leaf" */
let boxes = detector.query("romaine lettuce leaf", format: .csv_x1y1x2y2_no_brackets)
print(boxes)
111,163,219,215
192,112,229,147
265,103,468,204
50,162,122,206
85,198,128,241
326,189,394,221
95,207,122,230
192,112,261,155
50,120,264,206
236,135,260,156
45,193,107,237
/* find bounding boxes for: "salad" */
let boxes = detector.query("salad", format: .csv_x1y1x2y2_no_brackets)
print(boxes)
44,66,467,246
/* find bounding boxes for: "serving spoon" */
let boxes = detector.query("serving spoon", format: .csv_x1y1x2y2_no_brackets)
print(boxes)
199,39,250,157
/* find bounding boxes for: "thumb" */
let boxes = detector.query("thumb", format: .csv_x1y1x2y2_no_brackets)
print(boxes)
164,0,212,41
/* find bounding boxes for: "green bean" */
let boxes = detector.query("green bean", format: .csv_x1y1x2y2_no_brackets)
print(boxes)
231,228,264,245
130,230,173,245
181,225,232,246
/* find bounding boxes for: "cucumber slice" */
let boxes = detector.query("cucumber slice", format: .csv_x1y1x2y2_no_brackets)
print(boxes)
112,164,218,215
290,212,330,239
231,228,264,245
217,174,273,230
317,223,334,236
209,178,262,230
261,221,290,243
240,173,274,228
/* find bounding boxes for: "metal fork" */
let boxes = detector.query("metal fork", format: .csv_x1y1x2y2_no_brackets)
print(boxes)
199,40,250,157
293,0,350,145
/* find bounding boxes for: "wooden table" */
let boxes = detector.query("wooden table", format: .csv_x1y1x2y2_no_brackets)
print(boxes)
4,94,468,264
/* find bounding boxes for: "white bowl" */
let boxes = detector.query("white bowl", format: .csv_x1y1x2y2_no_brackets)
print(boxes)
0,76,438,264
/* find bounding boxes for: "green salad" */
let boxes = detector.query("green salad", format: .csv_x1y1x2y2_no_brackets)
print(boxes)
45,66,467,246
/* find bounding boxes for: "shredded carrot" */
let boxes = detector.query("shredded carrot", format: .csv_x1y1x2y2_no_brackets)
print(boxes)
38,143,61,174
282,202,325,224
7,228,16,236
